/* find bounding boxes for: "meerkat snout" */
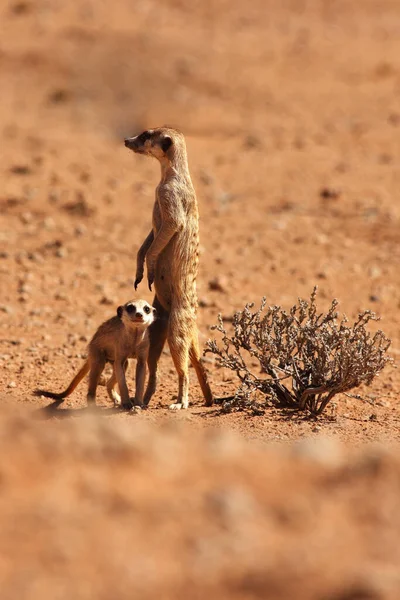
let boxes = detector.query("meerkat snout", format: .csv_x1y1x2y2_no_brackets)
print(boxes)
124,129,174,159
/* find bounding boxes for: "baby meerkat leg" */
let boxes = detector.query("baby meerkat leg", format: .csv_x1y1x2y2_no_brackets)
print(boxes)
143,296,169,407
189,333,214,406
115,359,132,409
106,361,128,406
87,355,106,406
167,311,191,410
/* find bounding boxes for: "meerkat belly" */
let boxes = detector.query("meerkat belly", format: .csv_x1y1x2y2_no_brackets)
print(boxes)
155,231,198,311
154,241,175,310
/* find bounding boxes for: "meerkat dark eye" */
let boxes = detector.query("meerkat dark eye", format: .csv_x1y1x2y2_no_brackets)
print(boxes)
126,304,135,314
161,136,172,153
138,130,151,143
143,305,151,314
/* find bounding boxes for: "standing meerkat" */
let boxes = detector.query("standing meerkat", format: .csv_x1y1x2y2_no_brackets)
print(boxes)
124,126,213,410
34,299,156,409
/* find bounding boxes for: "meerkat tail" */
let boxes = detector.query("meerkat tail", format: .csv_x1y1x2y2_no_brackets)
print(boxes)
34,360,90,400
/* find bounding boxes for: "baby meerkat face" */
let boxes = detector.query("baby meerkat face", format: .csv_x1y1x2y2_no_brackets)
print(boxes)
124,127,181,161
117,299,156,328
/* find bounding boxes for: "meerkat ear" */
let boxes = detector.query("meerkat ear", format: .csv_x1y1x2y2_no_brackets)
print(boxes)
117,306,123,319
152,307,157,318
161,136,172,153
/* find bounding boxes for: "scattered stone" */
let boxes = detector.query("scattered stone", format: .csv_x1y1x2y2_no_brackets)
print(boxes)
18,283,30,294
199,170,214,186
56,247,68,259
27,252,43,263
378,153,392,164
42,217,56,230
79,171,90,183
10,1,30,15
48,191,59,203
388,112,400,126
7,381,16,389
208,276,228,293
316,233,329,245
100,296,114,306
0,305,13,314
369,266,382,279
243,134,262,149
376,399,390,408
62,192,94,217
10,164,31,175
0,251,10,259
319,187,341,200
198,297,214,308
369,294,380,302
20,212,33,224
48,89,70,104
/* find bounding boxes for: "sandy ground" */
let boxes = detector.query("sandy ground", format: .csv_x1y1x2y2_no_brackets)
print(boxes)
0,0,400,597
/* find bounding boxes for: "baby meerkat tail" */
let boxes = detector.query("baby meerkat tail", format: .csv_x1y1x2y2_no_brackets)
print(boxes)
34,360,90,401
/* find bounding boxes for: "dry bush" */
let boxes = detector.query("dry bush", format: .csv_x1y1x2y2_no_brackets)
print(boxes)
205,288,392,416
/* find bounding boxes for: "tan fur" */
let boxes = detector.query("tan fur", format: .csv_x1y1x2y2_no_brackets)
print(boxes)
125,127,213,409
34,299,155,409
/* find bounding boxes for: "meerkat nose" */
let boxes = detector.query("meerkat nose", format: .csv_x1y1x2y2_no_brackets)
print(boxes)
124,138,131,147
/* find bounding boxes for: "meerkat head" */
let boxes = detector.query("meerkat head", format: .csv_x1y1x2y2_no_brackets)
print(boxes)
117,299,156,329
124,127,185,162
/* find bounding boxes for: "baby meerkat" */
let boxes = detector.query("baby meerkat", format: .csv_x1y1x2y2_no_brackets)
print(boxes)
34,299,156,409
124,126,213,410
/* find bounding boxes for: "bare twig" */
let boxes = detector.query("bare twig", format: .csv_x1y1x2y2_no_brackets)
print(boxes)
205,288,392,416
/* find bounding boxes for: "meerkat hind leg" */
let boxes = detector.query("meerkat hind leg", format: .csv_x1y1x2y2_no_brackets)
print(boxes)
189,334,213,406
143,296,169,407
87,356,106,406
168,320,190,410
134,357,146,407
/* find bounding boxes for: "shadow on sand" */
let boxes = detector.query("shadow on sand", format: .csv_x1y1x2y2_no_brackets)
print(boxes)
33,400,131,421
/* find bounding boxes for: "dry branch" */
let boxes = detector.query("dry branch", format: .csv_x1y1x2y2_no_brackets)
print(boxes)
205,288,392,416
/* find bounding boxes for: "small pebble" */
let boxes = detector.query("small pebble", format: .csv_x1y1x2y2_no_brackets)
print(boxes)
56,247,68,258
0,305,13,314
43,217,56,230
8,381,17,388
20,212,33,224
208,276,228,293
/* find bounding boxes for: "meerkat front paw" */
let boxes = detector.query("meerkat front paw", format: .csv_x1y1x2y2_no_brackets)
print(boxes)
134,272,143,290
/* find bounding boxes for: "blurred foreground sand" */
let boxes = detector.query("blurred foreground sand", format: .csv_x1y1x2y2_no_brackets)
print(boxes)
0,407,398,599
